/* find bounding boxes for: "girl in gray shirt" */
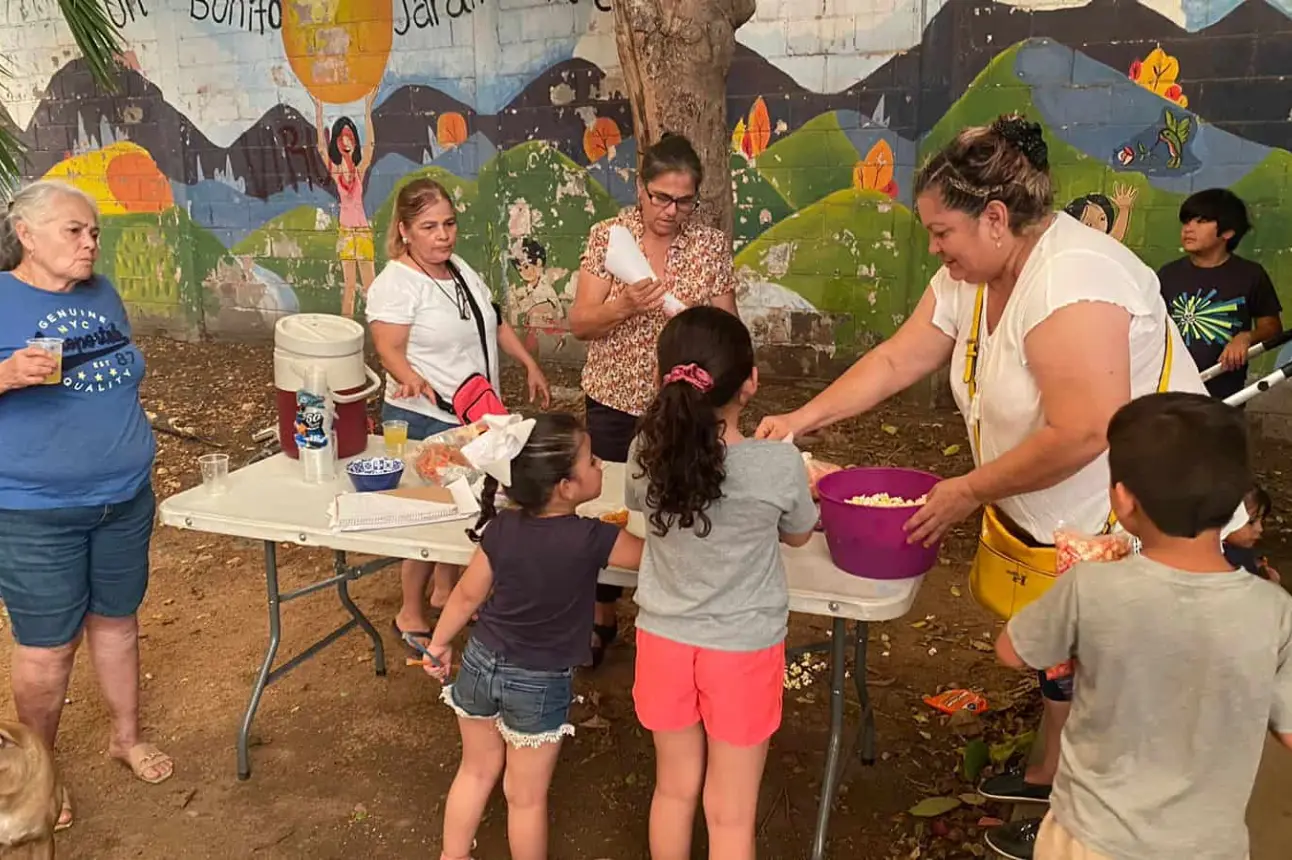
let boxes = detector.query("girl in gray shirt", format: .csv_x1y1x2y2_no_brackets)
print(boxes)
626,307,818,859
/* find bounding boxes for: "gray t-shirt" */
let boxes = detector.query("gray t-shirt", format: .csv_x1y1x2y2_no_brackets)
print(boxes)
1008,554,1292,860
625,438,818,651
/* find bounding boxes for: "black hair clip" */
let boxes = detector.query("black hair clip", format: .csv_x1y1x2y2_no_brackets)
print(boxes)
992,114,1049,170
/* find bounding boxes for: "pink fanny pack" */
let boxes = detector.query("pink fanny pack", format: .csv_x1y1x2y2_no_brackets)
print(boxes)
450,373,506,424
436,260,506,425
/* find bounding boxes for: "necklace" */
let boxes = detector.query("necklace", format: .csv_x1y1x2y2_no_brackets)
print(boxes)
407,254,469,321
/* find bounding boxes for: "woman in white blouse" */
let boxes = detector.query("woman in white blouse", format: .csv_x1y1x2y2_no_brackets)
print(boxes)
758,115,1228,855
366,177,550,649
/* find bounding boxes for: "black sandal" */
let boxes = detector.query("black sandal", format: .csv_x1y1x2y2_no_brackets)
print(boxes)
392,619,433,657
590,622,618,669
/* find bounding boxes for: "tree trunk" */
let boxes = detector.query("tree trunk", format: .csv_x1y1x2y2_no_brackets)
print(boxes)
612,0,756,237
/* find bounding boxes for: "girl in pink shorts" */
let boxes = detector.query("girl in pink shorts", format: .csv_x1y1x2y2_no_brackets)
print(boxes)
626,307,819,859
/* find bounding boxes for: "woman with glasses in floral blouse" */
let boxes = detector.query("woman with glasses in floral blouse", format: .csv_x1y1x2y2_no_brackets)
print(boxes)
569,133,739,667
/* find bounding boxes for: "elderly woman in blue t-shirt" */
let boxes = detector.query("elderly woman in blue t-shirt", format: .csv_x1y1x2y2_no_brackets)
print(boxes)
0,180,173,830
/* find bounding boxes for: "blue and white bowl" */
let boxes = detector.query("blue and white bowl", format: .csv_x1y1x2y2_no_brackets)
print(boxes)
346,457,405,492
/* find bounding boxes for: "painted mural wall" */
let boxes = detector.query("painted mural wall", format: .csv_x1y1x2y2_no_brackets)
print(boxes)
1,0,1290,371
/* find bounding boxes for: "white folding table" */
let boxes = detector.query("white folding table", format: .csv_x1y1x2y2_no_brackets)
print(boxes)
158,438,922,859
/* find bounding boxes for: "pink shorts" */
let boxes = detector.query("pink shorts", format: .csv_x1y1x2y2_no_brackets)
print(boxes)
633,629,785,747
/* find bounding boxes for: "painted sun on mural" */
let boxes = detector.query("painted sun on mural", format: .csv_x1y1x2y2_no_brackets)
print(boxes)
0,0,1288,361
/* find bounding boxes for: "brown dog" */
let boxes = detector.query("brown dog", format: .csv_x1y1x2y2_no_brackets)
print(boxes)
0,722,56,860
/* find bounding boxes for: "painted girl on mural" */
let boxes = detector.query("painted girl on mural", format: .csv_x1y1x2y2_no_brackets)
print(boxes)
1063,182,1138,244
314,91,377,318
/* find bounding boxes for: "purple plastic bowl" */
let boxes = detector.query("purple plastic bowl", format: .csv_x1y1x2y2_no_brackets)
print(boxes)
816,467,943,580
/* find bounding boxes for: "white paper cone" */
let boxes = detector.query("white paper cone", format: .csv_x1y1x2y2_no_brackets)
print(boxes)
661,293,686,317
606,225,656,284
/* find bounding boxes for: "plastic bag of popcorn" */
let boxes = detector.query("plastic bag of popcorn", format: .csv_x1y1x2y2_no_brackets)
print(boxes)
1044,524,1135,681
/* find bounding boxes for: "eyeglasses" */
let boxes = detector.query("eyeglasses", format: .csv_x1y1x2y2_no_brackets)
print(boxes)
645,188,698,213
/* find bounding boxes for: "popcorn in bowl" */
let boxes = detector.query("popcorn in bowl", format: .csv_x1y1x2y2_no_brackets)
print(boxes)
844,492,929,508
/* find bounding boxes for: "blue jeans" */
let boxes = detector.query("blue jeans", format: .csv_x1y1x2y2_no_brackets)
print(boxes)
442,638,575,747
381,402,458,442
0,484,155,647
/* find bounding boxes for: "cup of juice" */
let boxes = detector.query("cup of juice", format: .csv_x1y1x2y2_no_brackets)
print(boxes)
383,419,409,458
26,338,64,386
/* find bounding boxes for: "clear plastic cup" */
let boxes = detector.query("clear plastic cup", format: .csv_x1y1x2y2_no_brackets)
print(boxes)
199,453,230,495
383,419,409,458
26,338,63,386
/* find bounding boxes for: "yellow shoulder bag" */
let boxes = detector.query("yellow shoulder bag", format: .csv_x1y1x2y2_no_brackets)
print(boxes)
966,284,1173,620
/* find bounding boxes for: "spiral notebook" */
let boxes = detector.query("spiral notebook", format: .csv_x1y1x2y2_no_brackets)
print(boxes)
328,478,479,532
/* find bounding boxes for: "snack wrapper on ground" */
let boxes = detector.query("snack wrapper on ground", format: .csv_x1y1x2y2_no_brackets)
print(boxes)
1045,525,1135,680
411,422,488,487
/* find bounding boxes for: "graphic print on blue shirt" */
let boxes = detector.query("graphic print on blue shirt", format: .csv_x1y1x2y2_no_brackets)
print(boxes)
34,310,135,391
1169,290,1245,349
0,274,155,509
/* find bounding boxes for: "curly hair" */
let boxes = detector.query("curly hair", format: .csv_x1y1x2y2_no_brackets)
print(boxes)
633,306,754,538
914,113,1053,232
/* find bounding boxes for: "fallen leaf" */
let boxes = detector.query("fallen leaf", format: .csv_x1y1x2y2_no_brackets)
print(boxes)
908,796,962,817
990,730,1036,766
977,816,1005,828
942,444,961,456
950,585,962,598
948,708,983,736
911,620,928,629
962,739,990,783
882,424,899,435
958,792,986,806
970,640,993,652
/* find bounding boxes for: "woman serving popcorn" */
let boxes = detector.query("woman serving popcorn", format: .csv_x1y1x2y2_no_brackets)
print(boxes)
757,114,1240,856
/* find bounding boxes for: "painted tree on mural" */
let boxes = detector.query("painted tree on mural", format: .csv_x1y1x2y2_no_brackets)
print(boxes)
0,1,123,190
612,0,757,235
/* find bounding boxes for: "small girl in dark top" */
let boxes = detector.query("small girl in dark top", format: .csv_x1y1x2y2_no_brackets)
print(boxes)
1223,486,1281,584
423,413,643,860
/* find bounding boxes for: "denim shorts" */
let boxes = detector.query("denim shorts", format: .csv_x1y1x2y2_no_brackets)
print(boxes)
0,484,155,648
381,402,459,443
440,637,575,747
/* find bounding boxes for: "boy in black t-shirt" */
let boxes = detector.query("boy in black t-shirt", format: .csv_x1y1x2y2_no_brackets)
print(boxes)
1157,188,1283,401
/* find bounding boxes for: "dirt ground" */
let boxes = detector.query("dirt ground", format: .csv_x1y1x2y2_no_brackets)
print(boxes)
11,337,1292,859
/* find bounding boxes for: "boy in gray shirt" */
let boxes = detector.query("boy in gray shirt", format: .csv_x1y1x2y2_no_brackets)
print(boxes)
988,392,1292,860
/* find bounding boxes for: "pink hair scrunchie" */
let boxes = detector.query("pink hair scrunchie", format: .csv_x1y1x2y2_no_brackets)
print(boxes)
662,363,714,393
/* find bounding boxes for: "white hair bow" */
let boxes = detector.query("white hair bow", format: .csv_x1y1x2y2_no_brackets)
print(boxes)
460,413,536,487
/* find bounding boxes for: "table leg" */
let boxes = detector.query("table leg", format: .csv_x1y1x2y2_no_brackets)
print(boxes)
333,551,386,677
853,621,876,765
238,541,282,781
811,616,848,860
